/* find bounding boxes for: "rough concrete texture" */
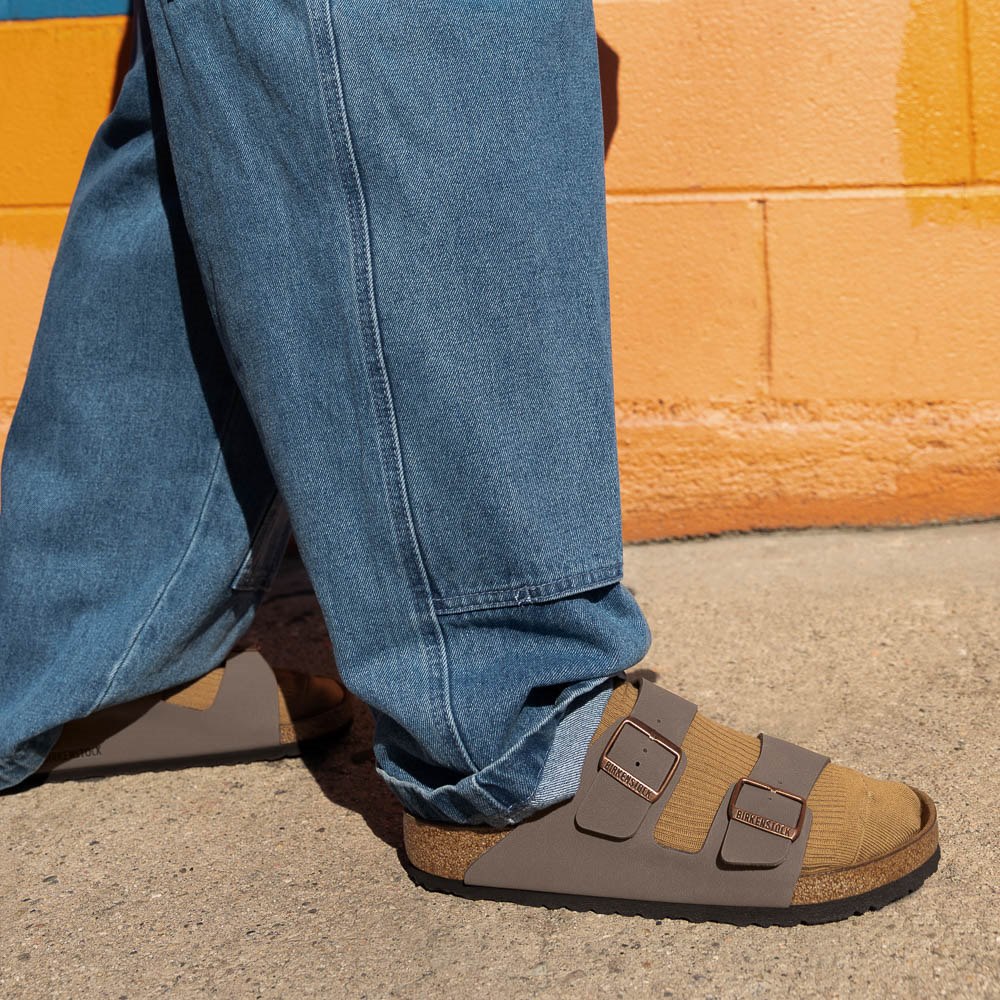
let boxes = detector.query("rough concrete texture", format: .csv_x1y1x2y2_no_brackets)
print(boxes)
2,522,998,999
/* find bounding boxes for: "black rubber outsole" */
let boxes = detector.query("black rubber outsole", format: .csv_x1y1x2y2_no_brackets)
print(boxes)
404,845,940,927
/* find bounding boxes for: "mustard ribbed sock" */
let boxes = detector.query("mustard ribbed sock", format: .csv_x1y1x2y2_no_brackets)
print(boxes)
594,680,923,874
166,668,224,712
166,664,345,727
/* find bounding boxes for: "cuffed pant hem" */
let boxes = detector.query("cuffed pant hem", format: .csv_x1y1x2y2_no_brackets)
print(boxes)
379,675,615,827
506,675,613,823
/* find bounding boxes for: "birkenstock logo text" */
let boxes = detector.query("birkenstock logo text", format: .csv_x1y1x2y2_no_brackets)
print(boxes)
47,745,103,764
599,758,658,801
727,778,806,841
731,807,796,840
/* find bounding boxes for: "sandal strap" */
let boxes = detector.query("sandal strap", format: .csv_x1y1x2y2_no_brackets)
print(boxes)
720,734,830,868
45,652,282,777
575,679,696,839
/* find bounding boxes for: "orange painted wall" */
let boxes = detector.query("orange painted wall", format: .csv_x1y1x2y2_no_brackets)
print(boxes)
1,15,130,447
3,5,1000,541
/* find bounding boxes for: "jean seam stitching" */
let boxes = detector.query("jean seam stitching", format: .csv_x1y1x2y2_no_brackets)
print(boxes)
308,0,476,771
433,562,624,614
91,385,242,710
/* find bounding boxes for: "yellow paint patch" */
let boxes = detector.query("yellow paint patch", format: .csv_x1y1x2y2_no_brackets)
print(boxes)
894,0,978,223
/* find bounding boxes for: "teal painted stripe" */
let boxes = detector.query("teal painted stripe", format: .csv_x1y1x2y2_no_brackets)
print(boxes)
0,1,131,19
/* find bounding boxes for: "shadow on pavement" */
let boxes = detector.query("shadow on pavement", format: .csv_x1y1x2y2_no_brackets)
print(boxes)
245,552,404,851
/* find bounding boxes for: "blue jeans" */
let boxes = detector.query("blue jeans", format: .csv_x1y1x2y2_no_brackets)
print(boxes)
0,0,651,823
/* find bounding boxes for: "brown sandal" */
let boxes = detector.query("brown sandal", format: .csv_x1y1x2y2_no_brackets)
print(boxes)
403,678,939,926
37,650,353,780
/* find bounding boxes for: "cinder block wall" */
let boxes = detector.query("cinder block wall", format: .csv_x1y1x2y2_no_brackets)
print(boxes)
3,2,1000,541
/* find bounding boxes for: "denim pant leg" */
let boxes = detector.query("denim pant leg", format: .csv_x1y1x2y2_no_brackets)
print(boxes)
2,0,652,822
137,0,652,825
0,15,287,787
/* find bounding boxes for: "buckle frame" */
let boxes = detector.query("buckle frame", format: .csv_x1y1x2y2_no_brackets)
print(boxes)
599,717,682,803
727,777,807,842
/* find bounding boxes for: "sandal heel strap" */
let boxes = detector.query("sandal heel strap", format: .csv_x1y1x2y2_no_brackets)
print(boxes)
575,679,696,839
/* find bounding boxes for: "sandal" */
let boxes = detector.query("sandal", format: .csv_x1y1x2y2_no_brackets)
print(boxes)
403,677,939,926
37,650,353,780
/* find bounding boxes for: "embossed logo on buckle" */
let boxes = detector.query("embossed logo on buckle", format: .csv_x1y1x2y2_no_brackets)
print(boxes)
599,717,682,803
727,777,807,842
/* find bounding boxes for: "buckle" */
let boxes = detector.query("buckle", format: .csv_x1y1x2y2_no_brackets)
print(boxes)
727,777,807,842
599,717,682,803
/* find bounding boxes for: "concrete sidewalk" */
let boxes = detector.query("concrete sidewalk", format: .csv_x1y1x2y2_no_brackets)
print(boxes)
3,523,998,999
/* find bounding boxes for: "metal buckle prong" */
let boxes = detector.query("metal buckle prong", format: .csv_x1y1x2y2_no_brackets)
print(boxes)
727,777,808,842
598,717,682,803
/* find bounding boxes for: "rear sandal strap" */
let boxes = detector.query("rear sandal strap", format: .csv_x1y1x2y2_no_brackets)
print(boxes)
44,652,282,777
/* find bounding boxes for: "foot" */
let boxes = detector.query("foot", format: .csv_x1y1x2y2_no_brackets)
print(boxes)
402,677,938,925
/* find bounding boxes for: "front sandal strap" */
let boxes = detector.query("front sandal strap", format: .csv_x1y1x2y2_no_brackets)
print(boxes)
719,734,830,869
